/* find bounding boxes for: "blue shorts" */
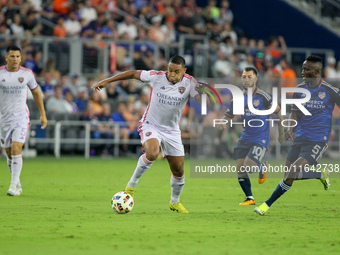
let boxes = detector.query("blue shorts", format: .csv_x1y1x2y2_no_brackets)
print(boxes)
233,140,266,165
286,137,328,166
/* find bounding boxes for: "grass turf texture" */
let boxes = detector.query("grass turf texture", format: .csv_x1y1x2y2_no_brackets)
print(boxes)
0,157,339,255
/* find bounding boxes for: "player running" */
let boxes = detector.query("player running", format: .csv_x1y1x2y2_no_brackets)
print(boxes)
92,55,206,213
0,46,47,196
219,67,285,205
255,56,337,216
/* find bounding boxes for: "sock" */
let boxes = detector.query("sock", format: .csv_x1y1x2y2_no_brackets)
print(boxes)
7,157,12,175
128,154,154,188
170,174,185,204
237,172,253,198
11,154,22,186
265,180,292,207
296,170,322,180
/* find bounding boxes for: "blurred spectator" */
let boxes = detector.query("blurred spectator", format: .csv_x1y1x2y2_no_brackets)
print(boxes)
3,0,20,21
138,4,153,25
208,22,223,44
212,51,233,78
248,39,258,58
53,0,71,15
74,86,89,112
66,73,80,97
277,58,297,95
239,54,255,71
266,35,287,64
53,16,67,38
46,86,68,113
106,82,126,101
23,11,41,35
102,19,118,39
64,11,82,36
41,59,61,81
220,0,233,24
23,50,42,75
97,102,116,156
112,102,136,153
117,15,137,39
161,21,176,43
219,36,234,58
88,92,103,115
149,15,165,42
41,72,56,99
205,0,220,20
193,7,207,35
10,13,24,37
175,7,195,34
30,0,42,11
324,56,337,78
79,0,98,26
64,91,79,113
220,22,237,45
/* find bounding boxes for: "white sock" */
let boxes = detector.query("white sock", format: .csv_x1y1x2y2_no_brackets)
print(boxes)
11,154,22,186
170,174,185,204
128,154,154,188
7,157,12,175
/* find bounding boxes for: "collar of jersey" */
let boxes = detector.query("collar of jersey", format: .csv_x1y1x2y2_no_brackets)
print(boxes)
243,86,258,95
306,79,323,88
5,65,20,72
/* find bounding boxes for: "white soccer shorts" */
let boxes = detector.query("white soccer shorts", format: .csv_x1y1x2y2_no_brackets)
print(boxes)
139,123,185,157
0,121,30,148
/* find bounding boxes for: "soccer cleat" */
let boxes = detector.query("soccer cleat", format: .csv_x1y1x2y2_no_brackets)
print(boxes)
7,184,21,196
254,203,269,216
16,183,22,196
125,186,135,198
169,202,189,213
258,162,269,184
239,198,256,205
320,168,330,190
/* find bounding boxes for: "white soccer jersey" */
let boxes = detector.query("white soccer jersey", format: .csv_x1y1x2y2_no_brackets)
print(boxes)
0,66,38,124
139,70,199,131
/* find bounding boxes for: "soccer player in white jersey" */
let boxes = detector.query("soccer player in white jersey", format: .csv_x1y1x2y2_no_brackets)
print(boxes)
0,46,47,196
92,55,205,213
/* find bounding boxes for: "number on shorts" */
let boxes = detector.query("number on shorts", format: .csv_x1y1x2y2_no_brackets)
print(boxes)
311,144,321,159
252,146,265,161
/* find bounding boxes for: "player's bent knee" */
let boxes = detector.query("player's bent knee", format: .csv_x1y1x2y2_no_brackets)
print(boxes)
145,150,159,161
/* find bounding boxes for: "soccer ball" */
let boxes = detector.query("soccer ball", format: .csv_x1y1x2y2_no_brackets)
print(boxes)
111,191,134,214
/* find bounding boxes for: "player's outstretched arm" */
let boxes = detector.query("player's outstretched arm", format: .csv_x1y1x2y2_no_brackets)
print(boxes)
92,70,141,92
31,88,47,129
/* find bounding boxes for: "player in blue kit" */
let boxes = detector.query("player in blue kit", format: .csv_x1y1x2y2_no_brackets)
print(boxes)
255,56,337,216
219,67,285,205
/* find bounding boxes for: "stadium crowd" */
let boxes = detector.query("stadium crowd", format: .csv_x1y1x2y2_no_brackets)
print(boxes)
1,0,340,156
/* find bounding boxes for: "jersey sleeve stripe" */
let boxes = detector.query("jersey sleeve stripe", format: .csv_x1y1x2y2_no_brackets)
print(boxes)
322,81,339,93
257,89,271,101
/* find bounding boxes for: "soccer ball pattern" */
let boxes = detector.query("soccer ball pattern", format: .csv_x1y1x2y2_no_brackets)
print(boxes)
111,191,134,214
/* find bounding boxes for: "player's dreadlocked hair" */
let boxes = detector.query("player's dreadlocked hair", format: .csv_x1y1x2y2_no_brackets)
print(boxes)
169,55,186,67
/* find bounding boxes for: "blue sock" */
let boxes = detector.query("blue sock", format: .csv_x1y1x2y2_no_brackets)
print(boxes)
238,177,253,198
265,180,291,207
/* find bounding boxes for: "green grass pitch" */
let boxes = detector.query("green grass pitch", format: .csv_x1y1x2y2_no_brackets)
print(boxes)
0,157,339,255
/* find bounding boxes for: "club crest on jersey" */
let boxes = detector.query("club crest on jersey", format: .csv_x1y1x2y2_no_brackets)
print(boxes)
145,132,152,137
253,99,260,107
18,77,24,83
318,91,326,99
178,87,186,94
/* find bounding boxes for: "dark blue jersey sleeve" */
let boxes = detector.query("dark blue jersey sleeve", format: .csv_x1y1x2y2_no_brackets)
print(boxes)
225,100,235,118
